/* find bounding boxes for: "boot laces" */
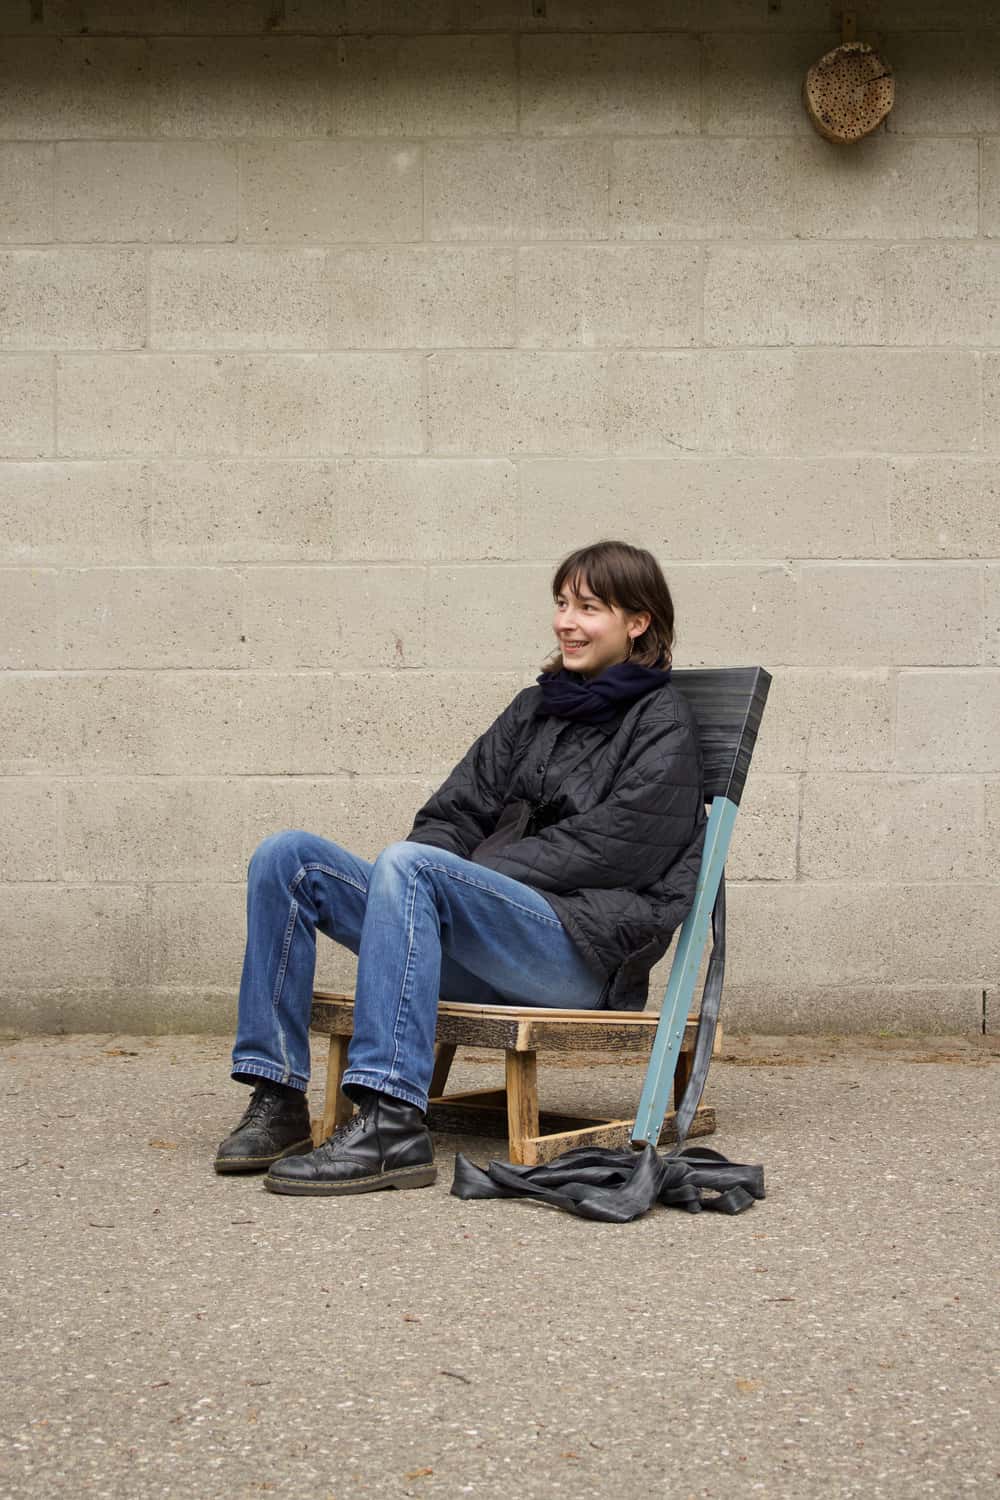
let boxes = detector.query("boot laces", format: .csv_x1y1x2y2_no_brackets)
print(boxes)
239,1084,284,1127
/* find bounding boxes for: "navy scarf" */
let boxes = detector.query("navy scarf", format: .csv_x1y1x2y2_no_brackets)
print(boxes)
536,658,671,724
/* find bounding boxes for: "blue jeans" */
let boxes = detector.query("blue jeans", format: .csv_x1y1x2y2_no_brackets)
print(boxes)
231,831,606,1113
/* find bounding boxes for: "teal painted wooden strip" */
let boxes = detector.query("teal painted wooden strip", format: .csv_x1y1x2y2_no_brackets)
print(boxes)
630,795,739,1148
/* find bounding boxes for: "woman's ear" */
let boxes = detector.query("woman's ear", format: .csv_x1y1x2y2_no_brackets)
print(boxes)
629,611,652,639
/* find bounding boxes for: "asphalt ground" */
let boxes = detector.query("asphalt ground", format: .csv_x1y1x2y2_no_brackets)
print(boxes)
1,1031,998,1500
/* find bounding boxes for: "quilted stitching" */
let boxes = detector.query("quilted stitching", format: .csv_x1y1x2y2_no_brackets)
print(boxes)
406,682,706,1012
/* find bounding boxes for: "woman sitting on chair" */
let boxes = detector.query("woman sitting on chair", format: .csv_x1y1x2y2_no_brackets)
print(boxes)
214,539,706,1196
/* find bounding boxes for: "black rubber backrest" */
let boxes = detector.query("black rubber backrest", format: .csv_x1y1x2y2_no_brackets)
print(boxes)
671,667,772,808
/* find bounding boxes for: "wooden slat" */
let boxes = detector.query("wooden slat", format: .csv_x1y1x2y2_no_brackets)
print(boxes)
505,1050,539,1164
429,1042,457,1097
425,1101,611,1140
520,1106,716,1167
318,1032,352,1142
311,993,704,1054
430,1086,509,1108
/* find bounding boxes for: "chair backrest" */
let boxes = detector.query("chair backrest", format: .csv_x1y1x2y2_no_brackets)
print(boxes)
670,666,772,807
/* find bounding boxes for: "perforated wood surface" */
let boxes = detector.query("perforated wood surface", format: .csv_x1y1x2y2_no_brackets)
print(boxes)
804,41,894,143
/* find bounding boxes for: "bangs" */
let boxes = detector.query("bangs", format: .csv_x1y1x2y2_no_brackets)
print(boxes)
552,550,620,609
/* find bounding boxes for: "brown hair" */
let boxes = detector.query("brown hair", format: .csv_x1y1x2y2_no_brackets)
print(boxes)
540,540,675,676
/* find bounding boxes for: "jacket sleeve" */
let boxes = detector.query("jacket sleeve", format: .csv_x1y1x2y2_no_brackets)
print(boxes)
480,709,703,893
404,691,526,859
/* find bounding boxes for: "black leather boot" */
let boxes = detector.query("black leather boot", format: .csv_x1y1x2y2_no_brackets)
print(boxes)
264,1090,436,1196
214,1081,313,1174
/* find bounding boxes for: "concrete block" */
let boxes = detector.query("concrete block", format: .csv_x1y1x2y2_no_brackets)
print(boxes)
886,31,1000,134
147,671,339,775
150,248,328,351
609,350,795,455
704,244,883,347
520,33,699,135
62,566,244,669
0,568,61,668
889,459,1000,560
985,564,1000,665
800,775,985,882
617,352,703,459
885,247,1000,347
149,460,334,562
981,355,1000,449
668,563,800,669
700,0,833,26
44,1,272,33
243,776,430,864
329,248,514,350
0,38,148,138
428,352,607,456
460,1,704,27
985,782,1000,879
336,671,522,776
425,564,552,670
791,350,980,453
331,34,515,136
0,248,144,351
722,984,983,1035
891,884,1000,986
517,246,700,349
331,459,517,562
612,139,797,239
149,38,329,137
863,0,1000,22
0,462,147,565
425,141,608,242
983,140,1000,240
752,669,893,774
724,774,798,882
56,142,237,243
282,0,456,32
62,778,247,883
895,670,1000,773
0,779,59,880
0,145,54,243
58,355,243,458
702,31,837,135
149,882,245,987
0,673,119,776
243,564,427,670
1,885,147,989
0,1,31,31
239,142,422,244
794,138,978,239
797,563,981,668
0,355,54,458
240,355,424,456
519,457,891,560
726,881,894,988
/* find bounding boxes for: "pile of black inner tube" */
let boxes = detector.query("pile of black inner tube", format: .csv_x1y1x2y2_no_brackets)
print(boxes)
450,1142,765,1224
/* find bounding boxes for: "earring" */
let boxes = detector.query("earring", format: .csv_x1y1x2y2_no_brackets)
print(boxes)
625,635,634,661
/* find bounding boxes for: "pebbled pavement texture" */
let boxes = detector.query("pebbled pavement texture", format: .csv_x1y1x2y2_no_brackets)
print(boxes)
1,1031,998,1500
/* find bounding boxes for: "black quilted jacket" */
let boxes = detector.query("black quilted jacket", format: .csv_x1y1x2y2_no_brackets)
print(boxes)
405,679,706,1011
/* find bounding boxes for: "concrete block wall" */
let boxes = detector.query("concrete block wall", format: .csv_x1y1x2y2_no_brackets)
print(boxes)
1,0,999,1034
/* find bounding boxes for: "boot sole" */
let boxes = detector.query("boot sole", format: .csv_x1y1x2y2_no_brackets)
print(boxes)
213,1135,314,1174
263,1163,438,1196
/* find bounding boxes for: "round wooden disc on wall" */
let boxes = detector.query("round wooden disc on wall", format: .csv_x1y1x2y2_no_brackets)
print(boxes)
803,41,894,143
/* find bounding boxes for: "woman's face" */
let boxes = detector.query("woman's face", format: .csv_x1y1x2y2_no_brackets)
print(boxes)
551,576,650,680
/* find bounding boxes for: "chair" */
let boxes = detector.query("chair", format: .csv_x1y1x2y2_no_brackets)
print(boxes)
309,666,771,1165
